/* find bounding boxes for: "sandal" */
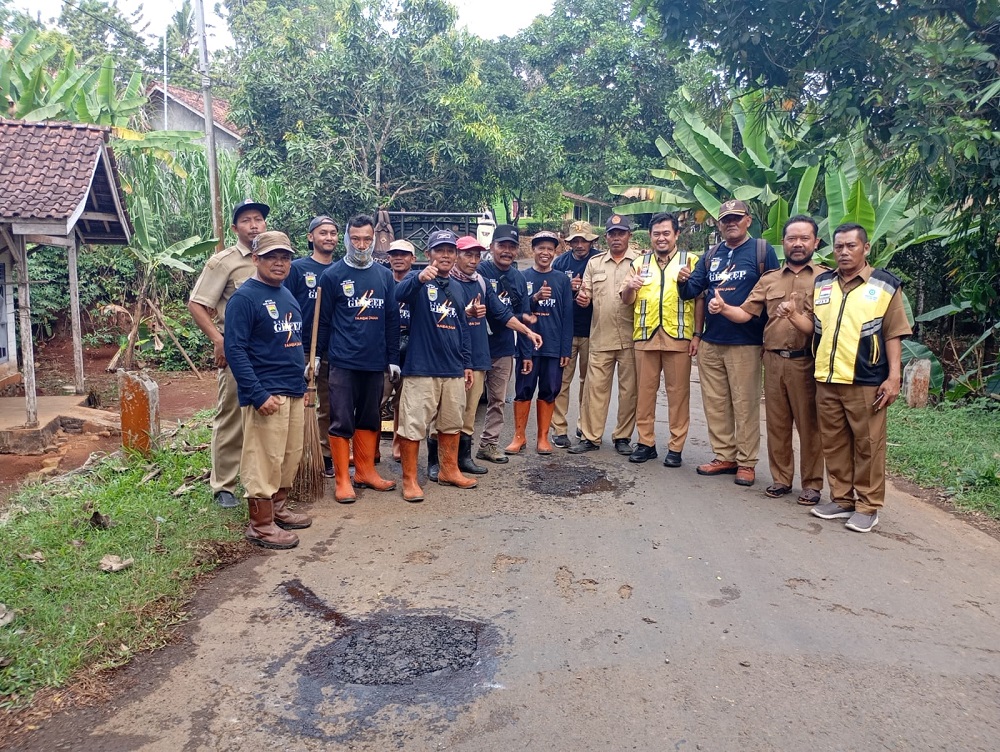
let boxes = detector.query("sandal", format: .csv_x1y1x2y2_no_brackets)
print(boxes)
797,488,821,505
765,484,792,498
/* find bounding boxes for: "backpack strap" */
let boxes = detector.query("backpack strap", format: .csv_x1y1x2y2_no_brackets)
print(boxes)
755,237,767,277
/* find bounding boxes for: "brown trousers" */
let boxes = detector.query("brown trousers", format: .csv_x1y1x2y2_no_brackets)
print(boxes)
816,382,888,514
579,347,637,443
635,348,691,451
763,352,823,490
552,336,590,436
240,395,304,499
697,341,762,467
211,366,243,494
480,356,513,445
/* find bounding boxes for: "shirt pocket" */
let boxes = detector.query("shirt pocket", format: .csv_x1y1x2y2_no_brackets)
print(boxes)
591,272,608,284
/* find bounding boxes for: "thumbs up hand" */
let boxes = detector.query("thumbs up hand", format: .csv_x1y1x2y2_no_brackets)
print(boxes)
467,293,487,318
626,272,644,291
537,280,552,301
776,291,803,319
570,274,583,292
419,263,439,283
707,288,725,315
790,291,804,313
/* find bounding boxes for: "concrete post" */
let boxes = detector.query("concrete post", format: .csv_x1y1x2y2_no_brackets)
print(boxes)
903,358,931,408
118,370,160,455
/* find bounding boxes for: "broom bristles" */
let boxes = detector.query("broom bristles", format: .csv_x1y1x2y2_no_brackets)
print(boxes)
291,386,325,502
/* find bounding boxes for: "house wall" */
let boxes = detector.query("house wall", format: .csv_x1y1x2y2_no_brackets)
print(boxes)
0,249,18,386
147,94,241,153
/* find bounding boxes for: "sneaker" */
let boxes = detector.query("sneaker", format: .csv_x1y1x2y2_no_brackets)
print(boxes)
811,502,854,520
551,434,571,449
576,428,582,438
567,439,599,454
614,438,633,456
323,456,334,478
628,443,657,463
845,511,879,533
696,459,738,476
214,490,239,509
734,467,755,486
663,450,682,468
476,442,509,464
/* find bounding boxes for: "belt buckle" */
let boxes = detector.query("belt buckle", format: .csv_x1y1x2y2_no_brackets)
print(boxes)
778,350,791,359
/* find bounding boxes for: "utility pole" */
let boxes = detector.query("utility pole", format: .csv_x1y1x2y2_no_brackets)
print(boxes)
194,0,224,250
162,35,168,129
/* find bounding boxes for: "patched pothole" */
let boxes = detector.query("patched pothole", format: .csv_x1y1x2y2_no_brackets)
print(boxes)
521,461,625,497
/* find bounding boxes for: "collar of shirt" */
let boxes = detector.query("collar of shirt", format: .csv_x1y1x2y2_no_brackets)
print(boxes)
237,241,253,256
837,263,873,291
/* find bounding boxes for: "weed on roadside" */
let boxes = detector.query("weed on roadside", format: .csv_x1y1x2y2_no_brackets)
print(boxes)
0,412,244,712
888,399,1000,517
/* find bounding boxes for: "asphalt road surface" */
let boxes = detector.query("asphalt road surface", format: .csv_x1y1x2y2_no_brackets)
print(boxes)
12,369,1000,751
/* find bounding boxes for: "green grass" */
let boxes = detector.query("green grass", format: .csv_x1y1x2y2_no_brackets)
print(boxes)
888,399,1000,517
0,412,243,711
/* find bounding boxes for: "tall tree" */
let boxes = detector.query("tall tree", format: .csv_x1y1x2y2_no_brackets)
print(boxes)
58,0,153,66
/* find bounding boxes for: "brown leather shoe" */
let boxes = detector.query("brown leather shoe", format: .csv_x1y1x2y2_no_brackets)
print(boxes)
735,467,756,486
696,459,738,476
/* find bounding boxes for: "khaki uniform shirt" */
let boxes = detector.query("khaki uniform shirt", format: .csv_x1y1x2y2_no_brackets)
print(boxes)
741,261,828,352
188,242,254,333
582,248,638,352
620,252,690,353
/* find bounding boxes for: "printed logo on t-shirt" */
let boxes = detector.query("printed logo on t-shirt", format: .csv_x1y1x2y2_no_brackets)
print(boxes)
399,305,410,321
864,284,879,301
431,299,457,329
526,281,534,295
815,284,833,306
341,280,355,297
427,284,439,302
348,289,384,320
489,278,498,292
710,257,721,272
264,300,279,319
305,272,317,289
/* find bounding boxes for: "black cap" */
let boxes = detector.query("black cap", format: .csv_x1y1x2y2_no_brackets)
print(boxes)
232,199,270,224
605,214,633,232
308,215,338,233
427,229,459,249
492,224,519,244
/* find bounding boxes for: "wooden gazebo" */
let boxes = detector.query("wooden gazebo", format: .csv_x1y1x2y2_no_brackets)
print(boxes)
0,119,132,427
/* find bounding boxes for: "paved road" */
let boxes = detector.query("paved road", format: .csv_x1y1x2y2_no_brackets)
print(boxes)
13,371,1000,751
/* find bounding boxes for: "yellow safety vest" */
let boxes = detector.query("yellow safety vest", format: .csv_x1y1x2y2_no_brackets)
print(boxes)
631,251,698,342
813,268,903,385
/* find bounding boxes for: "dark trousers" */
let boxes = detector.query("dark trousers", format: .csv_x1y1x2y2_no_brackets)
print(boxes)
328,366,384,438
514,356,563,402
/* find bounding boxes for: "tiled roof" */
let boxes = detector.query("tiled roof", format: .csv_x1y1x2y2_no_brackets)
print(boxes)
0,119,131,242
562,191,612,207
149,82,243,136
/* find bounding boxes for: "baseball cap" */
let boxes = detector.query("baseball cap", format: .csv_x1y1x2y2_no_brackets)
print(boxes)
427,229,459,249
531,231,560,247
232,199,270,224
605,214,633,232
492,225,519,244
565,220,598,242
717,199,750,219
308,215,338,233
456,236,486,253
387,239,416,255
252,231,295,256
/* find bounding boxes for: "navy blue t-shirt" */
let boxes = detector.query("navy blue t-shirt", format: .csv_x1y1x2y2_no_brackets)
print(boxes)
450,275,514,371
520,268,573,359
224,277,307,409
552,248,599,338
679,236,779,345
315,260,400,372
283,255,333,356
478,260,530,358
395,271,472,377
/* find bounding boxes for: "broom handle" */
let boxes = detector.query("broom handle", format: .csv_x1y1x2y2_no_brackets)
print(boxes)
308,287,322,390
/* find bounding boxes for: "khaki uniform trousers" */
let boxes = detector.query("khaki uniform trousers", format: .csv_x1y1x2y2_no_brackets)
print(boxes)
816,381,887,515
480,356,514,445
240,395,303,499
763,352,823,490
552,336,590,436
211,366,243,494
579,347,637,444
399,376,466,440
697,341,762,467
317,358,331,459
635,349,691,452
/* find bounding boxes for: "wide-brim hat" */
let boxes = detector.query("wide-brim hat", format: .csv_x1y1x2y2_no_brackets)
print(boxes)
565,220,598,242
252,231,295,255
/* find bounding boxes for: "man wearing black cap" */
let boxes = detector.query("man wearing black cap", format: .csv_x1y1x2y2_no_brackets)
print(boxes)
224,231,311,550
188,199,270,509
677,198,779,487
569,214,639,456
284,215,339,477
395,229,477,502
475,225,533,464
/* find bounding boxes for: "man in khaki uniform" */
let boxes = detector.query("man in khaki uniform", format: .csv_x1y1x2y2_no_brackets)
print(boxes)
568,214,639,455
710,215,827,504
783,223,912,533
188,199,269,508
620,212,703,467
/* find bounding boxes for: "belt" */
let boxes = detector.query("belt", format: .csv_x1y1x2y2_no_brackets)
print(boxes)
768,349,810,359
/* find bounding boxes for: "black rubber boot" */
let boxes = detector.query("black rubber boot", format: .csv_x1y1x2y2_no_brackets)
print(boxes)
458,433,488,475
426,437,439,483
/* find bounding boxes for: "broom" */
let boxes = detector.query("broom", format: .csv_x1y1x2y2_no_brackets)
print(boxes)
292,287,325,502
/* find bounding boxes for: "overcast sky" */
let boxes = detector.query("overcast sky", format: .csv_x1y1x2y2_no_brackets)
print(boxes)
12,0,554,49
